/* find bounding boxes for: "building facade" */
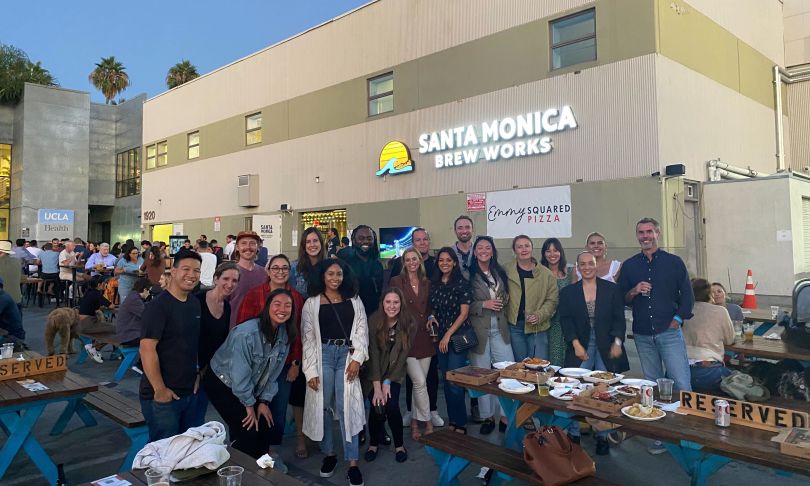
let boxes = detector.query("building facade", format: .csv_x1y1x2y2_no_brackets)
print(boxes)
0,83,144,244
141,0,809,297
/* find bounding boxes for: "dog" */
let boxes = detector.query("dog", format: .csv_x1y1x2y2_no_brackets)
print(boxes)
44,307,80,355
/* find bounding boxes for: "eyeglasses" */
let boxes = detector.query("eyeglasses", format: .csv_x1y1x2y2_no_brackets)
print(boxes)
269,266,290,273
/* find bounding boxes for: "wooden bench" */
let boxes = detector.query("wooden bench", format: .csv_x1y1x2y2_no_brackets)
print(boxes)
81,386,148,472
419,429,616,486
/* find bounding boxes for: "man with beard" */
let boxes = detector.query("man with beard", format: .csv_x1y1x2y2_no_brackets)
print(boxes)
337,225,383,316
228,231,269,328
451,216,474,279
388,228,436,280
139,251,203,441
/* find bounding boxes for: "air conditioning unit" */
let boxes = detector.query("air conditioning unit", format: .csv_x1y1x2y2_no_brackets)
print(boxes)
237,174,259,207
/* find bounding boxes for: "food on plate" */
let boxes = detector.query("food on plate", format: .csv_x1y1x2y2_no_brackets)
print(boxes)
616,386,638,396
551,377,574,384
590,371,617,381
524,357,550,367
625,404,665,419
592,391,613,402
560,390,576,398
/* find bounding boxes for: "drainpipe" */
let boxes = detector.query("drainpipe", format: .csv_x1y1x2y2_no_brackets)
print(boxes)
773,65,810,173
706,159,766,180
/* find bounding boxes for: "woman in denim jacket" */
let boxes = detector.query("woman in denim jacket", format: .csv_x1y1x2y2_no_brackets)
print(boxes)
203,288,296,470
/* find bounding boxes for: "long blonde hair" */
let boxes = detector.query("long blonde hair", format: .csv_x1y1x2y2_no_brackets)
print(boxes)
400,247,427,282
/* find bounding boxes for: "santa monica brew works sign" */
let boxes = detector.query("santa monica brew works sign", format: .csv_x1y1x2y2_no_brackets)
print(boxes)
486,186,572,239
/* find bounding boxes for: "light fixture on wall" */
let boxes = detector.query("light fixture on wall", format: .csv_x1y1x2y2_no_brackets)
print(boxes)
314,176,320,183
157,198,162,205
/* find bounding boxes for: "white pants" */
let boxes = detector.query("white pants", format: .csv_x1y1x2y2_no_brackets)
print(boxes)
468,316,515,419
406,357,432,422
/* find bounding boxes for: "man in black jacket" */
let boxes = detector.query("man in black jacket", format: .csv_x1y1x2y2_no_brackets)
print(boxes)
388,228,436,281
337,225,383,317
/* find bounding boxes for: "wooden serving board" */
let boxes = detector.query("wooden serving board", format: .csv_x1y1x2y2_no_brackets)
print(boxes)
499,362,553,383
446,366,500,386
572,383,639,415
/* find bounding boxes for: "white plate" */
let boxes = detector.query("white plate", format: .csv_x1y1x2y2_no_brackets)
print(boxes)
621,405,666,421
548,376,580,388
620,378,657,388
583,371,624,385
550,387,582,401
523,358,551,370
614,385,640,397
558,367,591,378
498,379,535,394
492,361,515,370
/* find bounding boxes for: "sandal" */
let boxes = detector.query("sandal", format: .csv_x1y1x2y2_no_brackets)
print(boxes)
411,420,422,440
295,435,308,459
395,448,408,463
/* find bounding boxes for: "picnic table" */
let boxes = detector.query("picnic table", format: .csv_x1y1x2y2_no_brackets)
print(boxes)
726,335,810,361
448,376,810,486
82,448,308,485
0,351,98,483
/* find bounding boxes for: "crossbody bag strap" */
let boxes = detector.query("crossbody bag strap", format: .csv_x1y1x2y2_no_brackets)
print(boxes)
322,293,352,342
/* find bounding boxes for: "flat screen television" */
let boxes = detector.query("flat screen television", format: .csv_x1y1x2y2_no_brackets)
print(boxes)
378,226,418,259
168,235,188,257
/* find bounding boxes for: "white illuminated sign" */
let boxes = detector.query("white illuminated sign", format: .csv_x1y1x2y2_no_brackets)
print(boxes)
418,106,578,169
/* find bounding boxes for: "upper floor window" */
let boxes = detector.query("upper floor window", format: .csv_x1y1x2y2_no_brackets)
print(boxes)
188,131,200,159
116,148,140,197
157,141,168,166
145,144,156,170
246,113,262,145
368,72,393,116
550,9,596,70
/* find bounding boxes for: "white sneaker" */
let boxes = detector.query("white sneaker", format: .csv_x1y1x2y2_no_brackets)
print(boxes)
84,344,103,364
431,411,445,427
402,411,412,427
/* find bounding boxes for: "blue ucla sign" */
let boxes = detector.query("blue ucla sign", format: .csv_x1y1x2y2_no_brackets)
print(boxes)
38,209,75,224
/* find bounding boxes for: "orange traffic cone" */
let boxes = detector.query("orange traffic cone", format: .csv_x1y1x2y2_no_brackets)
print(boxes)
741,269,757,309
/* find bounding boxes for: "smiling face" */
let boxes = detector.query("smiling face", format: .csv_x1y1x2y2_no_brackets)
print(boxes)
383,291,401,320
636,223,659,252
305,232,322,258
324,263,344,292
513,237,533,262
237,237,258,262
403,249,421,275
474,239,493,264
454,218,473,244
437,251,456,276
711,284,726,306
268,258,290,287
586,234,606,258
128,248,140,262
353,227,374,253
215,268,240,296
412,230,431,255
577,252,597,280
544,244,561,267
171,258,201,292
267,293,293,326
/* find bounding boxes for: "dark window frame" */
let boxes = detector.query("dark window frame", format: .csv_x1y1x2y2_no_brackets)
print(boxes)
549,8,597,70
245,113,262,146
367,72,394,116
116,147,141,198
188,131,200,159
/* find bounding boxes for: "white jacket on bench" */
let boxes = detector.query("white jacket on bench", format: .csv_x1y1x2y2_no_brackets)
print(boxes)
133,421,230,471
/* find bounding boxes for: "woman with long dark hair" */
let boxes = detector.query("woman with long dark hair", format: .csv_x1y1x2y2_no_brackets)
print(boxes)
468,236,514,435
203,289,296,470
362,288,413,463
141,244,165,286
290,227,327,296
429,247,472,434
114,246,144,301
541,237,574,367
301,259,368,486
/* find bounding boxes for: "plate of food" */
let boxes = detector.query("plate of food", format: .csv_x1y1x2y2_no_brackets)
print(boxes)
614,385,640,397
550,387,582,401
558,367,591,378
498,378,535,394
492,361,516,370
523,357,551,370
620,378,657,388
548,376,580,388
584,371,624,385
621,404,666,421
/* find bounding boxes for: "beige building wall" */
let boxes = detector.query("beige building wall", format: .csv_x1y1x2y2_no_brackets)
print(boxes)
787,81,810,169
784,0,810,67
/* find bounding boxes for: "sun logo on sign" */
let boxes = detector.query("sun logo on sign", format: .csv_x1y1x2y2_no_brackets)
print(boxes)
376,141,414,176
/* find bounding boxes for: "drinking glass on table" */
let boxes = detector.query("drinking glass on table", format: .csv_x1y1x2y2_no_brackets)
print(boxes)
770,306,779,320
656,378,674,402
145,466,171,485
218,466,244,486
743,323,755,343
732,320,743,338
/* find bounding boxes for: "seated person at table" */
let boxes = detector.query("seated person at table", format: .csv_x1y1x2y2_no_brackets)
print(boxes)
77,275,116,364
0,277,24,348
683,278,734,394
84,242,117,276
116,278,152,348
710,282,744,322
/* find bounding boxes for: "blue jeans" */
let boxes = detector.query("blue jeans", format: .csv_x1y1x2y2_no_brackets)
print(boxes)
140,394,204,442
634,327,692,392
436,335,469,428
469,317,515,419
320,343,359,461
580,328,606,371
509,321,549,361
188,387,209,427
690,364,732,394
269,363,293,446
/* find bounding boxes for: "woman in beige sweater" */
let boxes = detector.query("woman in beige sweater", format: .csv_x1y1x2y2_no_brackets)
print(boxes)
683,278,734,393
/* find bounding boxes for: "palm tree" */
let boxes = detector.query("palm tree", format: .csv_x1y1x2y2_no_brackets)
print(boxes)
0,43,57,104
165,60,199,89
88,56,130,104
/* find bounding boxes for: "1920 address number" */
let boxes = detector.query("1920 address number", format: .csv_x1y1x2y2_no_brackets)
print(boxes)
143,211,156,221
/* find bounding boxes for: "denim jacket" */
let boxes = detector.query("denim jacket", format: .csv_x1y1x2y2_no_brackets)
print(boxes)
209,318,289,406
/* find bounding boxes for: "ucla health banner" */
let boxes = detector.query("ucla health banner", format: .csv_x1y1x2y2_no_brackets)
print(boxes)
486,186,572,238
37,209,75,240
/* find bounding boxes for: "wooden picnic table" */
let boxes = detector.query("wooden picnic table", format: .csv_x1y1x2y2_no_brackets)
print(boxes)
449,377,810,486
82,448,308,485
726,335,810,361
0,351,98,483
742,307,790,325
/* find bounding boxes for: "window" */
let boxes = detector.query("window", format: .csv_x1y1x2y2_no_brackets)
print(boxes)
145,144,156,169
188,131,200,159
157,141,168,166
116,148,141,198
368,72,393,116
245,113,262,145
550,9,596,70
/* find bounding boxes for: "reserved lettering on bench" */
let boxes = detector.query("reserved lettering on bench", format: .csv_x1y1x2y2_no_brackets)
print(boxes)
0,355,67,381
680,391,809,431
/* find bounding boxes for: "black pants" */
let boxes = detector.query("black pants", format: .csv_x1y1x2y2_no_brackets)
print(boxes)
368,383,404,448
406,355,438,412
203,369,271,459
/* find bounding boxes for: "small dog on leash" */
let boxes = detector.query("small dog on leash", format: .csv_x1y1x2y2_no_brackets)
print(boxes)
44,307,80,355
